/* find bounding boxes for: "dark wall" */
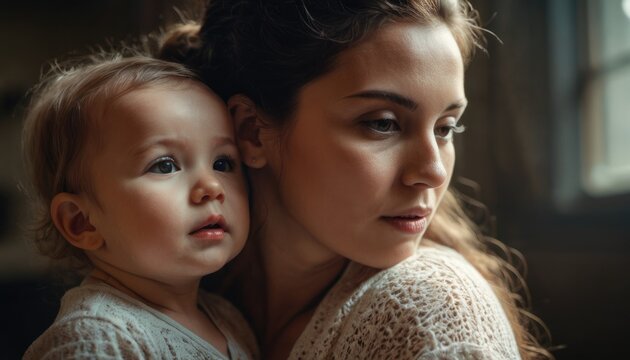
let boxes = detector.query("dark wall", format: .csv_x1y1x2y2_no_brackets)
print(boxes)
0,1,192,358
1,1,628,359
461,1,630,359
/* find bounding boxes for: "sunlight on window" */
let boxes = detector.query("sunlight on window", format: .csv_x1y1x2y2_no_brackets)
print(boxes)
623,0,630,19
583,0,630,195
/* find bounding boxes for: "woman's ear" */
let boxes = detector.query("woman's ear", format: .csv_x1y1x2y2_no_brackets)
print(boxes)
228,94,268,169
50,193,103,251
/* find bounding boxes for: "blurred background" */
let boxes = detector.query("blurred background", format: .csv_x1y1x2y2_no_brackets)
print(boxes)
1,0,628,358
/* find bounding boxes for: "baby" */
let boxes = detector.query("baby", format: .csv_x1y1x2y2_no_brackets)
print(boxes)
22,55,256,359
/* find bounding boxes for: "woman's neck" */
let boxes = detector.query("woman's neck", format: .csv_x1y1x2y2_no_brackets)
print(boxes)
261,231,347,330
245,184,348,357
258,231,347,358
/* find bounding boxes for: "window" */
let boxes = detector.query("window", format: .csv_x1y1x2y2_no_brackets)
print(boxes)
582,0,630,196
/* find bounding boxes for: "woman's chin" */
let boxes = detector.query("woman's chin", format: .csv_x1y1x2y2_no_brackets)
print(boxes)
348,244,418,270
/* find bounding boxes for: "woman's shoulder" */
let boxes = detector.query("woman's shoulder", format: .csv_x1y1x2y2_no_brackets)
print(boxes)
294,243,521,359
372,241,485,293
348,242,520,358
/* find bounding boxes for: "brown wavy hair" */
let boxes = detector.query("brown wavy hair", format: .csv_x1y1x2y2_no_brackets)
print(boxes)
172,0,553,357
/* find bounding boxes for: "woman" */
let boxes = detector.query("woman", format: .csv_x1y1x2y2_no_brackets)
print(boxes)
167,0,551,358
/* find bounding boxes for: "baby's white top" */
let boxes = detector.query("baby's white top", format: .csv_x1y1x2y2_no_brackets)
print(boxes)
24,279,258,359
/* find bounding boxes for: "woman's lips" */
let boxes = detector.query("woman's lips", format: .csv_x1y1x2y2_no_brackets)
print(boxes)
381,207,431,234
381,215,428,234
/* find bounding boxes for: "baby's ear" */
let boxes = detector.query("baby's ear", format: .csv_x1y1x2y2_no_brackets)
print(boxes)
228,94,268,169
50,193,103,251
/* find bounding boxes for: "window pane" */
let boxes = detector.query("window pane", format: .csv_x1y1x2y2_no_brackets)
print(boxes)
584,0,630,195
604,67,630,169
598,0,630,63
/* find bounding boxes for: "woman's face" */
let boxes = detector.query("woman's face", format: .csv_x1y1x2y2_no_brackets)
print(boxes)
263,22,466,268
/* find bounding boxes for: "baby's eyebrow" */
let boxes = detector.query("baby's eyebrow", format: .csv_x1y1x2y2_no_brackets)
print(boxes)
212,136,237,148
130,136,237,158
130,138,184,158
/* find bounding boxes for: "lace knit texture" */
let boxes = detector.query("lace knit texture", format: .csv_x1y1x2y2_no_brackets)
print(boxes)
290,244,521,359
23,280,258,360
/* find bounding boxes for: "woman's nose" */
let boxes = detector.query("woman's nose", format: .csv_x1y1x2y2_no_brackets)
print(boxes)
400,136,448,188
190,172,225,204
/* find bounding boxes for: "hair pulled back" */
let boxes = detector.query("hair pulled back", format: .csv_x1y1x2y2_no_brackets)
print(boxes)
195,0,481,123
182,0,552,358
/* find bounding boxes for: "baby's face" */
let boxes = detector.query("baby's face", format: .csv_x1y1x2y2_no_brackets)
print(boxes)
83,80,249,284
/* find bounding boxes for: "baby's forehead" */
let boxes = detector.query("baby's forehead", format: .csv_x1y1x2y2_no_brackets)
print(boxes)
92,78,221,123
104,78,212,108
88,79,233,150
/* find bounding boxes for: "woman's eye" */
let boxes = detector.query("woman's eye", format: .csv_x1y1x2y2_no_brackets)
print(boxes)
364,119,401,133
148,158,180,174
435,124,466,140
213,156,235,172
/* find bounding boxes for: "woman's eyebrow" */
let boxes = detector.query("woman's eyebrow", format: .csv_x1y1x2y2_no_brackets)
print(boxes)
344,90,418,110
445,99,468,112
344,91,467,113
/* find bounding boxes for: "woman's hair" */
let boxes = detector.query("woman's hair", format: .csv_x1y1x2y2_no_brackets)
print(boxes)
426,190,553,359
193,0,482,122
22,54,197,270
175,0,552,358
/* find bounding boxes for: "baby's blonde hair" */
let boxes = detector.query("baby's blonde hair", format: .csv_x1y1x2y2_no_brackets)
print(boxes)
22,54,197,269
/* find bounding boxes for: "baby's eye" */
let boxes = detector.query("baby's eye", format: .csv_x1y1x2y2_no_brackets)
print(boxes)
363,119,401,133
148,158,180,174
213,156,235,172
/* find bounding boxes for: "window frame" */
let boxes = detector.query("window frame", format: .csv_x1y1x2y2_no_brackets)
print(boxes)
549,0,630,215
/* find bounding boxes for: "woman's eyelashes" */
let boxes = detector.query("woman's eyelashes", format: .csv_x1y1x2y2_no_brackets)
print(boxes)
361,118,401,134
435,122,466,141
147,156,180,174
360,114,465,142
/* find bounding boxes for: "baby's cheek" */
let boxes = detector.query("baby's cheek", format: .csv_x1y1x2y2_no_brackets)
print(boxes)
126,189,181,226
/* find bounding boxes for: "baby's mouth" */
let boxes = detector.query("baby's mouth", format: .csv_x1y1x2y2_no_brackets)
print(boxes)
190,215,228,235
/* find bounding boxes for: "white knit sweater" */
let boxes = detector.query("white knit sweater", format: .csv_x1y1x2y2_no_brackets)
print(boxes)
24,280,258,359
289,244,521,359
